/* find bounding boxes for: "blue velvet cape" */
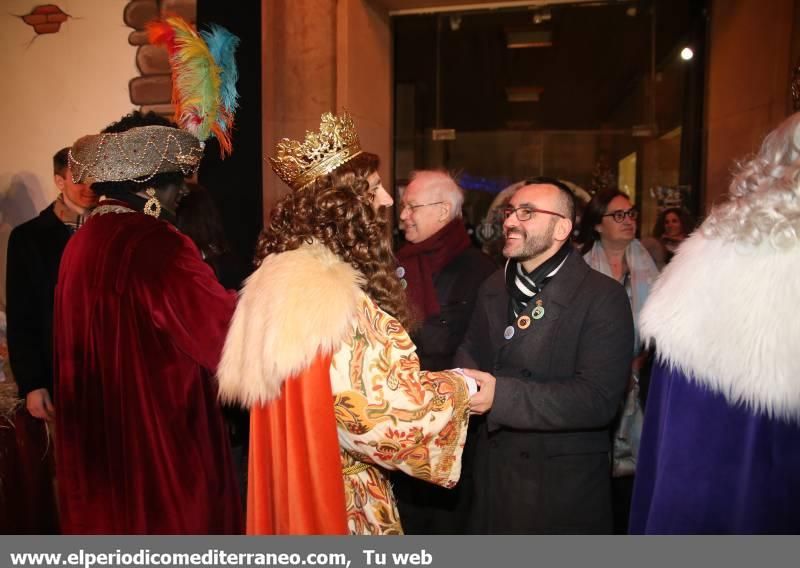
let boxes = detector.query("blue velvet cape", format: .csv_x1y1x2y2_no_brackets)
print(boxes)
630,361,800,534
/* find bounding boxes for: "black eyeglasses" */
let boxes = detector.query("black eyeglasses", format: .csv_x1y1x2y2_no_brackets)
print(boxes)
399,201,444,213
603,208,638,223
502,205,565,221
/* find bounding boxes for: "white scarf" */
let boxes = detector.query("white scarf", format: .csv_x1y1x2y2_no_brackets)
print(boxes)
584,239,659,353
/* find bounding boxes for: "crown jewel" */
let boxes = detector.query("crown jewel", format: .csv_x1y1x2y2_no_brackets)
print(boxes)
269,111,363,190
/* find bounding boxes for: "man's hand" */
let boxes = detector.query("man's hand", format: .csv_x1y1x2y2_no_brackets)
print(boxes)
465,368,496,415
26,388,55,422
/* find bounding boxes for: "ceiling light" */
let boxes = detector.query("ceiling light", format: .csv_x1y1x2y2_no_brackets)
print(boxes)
532,9,551,25
680,47,694,61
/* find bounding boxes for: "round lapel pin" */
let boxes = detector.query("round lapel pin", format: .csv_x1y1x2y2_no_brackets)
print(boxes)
517,315,531,329
504,325,515,340
532,299,545,320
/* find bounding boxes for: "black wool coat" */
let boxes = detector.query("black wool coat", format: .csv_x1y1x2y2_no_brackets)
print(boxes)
414,247,497,372
455,251,634,534
6,204,71,397
393,245,496,534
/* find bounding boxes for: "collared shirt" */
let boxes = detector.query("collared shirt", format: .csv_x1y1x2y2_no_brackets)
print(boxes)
53,194,84,233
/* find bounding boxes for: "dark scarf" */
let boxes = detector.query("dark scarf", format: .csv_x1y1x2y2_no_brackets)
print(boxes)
396,218,472,319
505,240,572,320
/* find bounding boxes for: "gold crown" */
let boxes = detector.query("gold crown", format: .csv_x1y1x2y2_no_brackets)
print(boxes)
269,111,363,191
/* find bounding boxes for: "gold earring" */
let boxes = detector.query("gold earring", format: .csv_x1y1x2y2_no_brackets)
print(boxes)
143,188,161,218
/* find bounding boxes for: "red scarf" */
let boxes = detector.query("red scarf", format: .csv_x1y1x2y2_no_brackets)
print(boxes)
396,218,472,319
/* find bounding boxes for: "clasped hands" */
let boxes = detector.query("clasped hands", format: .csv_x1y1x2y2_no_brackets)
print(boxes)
463,368,496,415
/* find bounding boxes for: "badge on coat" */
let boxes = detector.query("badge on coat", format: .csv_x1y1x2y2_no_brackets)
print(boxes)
532,299,545,320
503,325,515,340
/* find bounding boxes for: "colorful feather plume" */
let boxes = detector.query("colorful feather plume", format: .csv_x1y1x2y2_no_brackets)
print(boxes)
147,16,239,157
202,25,240,123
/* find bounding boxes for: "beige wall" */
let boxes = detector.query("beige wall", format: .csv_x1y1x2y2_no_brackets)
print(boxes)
0,0,138,308
705,0,796,209
261,0,392,220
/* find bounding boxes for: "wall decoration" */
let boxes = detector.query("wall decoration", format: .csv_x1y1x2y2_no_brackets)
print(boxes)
16,4,71,41
124,0,197,114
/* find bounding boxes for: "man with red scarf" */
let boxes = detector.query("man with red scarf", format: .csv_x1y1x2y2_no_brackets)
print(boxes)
392,170,495,534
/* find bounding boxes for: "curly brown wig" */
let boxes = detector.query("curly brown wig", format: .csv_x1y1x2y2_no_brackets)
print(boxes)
256,152,415,330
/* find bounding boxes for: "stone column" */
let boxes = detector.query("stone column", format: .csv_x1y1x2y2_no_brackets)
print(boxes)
704,0,795,208
336,0,392,192
261,0,337,218
261,0,391,220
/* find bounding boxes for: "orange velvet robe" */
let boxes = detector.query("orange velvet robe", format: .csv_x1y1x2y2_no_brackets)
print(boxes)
247,294,470,535
248,353,348,534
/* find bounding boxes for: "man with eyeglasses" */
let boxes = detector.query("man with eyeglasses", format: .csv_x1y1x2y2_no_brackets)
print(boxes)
455,177,633,534
392,170,496,534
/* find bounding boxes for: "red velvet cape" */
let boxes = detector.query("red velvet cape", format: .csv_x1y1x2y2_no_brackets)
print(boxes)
0,410,58,533
53,203,242,534
247,352,348,534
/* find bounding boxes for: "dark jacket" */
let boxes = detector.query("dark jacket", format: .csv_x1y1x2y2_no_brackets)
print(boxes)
6,204,71,397
455,251,633,534
414,247,497,372
393,246,495,534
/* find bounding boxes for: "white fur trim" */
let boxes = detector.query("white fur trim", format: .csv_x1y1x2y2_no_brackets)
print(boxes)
640,233,800,421
217,243,365,407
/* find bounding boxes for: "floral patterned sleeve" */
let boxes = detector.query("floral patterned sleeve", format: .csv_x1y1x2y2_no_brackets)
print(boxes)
330,295,471,488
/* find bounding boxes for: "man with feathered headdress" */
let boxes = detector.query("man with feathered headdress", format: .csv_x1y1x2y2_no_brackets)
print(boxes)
630,112,800,534
53,18,243,534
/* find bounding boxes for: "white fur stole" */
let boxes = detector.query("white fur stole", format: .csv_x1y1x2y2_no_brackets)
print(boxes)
217,242,365,407
640,233,800,422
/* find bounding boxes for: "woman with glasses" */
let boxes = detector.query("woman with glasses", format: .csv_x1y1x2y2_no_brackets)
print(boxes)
576,188,659,533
